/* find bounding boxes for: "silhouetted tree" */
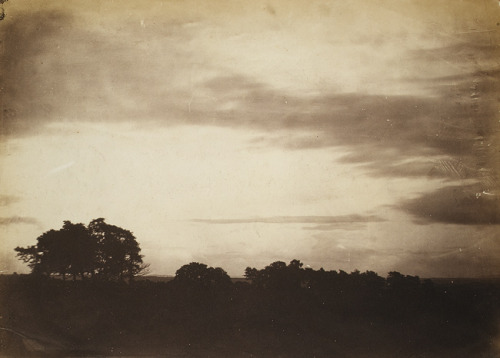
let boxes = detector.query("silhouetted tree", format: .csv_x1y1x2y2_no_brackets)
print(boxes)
245,260,305,290
15,219,146,281
174,262,232,289
14,245,41,274
387,271,421,291
359,270,385,291
61,221,97,280
88,218,145,281
244,267,259,282
15,228,73,279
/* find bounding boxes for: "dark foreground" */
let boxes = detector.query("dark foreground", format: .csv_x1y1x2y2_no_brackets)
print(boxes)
0,274,499,357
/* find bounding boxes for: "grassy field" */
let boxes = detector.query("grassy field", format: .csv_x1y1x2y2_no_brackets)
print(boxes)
0,274,498,357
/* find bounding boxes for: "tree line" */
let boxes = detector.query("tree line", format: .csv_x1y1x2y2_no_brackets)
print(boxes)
4,259,497,357
242,259,430,295
9,221,499,356
15,219,430,292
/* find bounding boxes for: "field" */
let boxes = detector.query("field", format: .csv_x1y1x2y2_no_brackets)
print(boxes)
0,274,499,357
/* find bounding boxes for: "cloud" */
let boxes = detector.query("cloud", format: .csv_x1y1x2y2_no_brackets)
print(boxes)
398,183,500,225
0,9,74,136
0,216,41,226
192,214,384,225
3,3,498,188
0,7,199,137
302,223,368,231
196,67,499,187
0,195,20,206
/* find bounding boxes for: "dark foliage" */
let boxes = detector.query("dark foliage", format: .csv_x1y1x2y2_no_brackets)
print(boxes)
1,260,499,357
172,262,232,290
14,219,147,282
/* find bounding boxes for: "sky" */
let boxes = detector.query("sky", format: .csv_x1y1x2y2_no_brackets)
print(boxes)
0,0,499,277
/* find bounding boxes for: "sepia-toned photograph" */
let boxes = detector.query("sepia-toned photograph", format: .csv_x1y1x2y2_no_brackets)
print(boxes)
0,0,499,356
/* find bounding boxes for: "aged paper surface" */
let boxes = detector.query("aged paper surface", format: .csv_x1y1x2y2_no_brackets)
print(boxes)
0,0,499,356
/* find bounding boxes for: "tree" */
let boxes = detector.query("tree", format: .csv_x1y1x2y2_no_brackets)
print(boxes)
386,271,421,295
15,218,147,281
244,260,305,290
61,221,97,280
88,218,145,281
14,245,41,274
17,228,73,279
173,262,232,289
244,267,259,282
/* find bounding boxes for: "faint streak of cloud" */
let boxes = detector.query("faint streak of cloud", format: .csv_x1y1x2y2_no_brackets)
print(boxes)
302,222,367,231
192,214,384,225
0,216,41,227
0,195,20,206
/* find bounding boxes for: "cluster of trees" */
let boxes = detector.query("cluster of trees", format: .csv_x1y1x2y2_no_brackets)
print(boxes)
7,253,498,356
7,220,499,356
244,259,306,290
15,219,147,281
13,219,428,292
244,259,426,292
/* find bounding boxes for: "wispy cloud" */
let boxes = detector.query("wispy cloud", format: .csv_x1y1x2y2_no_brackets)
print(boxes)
192,214,384,225
0,195,20,206
3,6,498,197
0,216,41,227
302,222,368,231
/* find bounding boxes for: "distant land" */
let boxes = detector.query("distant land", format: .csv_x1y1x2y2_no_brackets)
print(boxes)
138,274,500,284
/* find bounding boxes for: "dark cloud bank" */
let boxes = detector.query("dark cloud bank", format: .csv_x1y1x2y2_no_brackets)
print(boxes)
400,183,500,225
